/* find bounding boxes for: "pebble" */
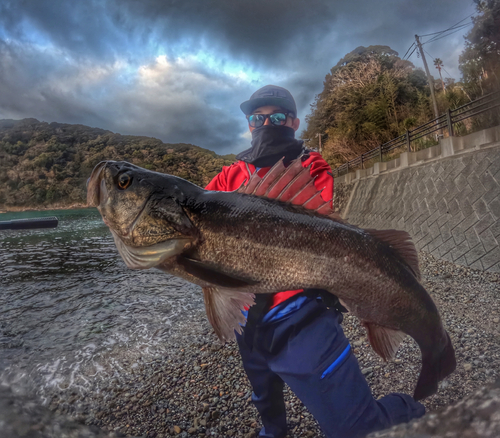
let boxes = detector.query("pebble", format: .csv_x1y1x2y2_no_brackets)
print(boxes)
2,251,500,438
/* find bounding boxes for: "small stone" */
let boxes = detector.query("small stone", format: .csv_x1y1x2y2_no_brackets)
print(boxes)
464,363,473,372
212,410,221,419
173,425,182,434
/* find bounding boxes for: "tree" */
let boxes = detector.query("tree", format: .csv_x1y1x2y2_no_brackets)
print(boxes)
459,0,500,97
0,119,235,210
433,58,446,92
302,46,431,166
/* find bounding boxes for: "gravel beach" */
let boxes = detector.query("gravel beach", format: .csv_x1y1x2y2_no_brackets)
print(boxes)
2,251,500,438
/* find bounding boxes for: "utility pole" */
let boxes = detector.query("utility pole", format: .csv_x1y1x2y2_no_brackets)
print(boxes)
415,34,439,119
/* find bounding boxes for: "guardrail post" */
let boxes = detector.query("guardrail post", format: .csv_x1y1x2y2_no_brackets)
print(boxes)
406,130,411,152
379,145,382,162
446,108,454,137
346,161,349,174
361,154,364,169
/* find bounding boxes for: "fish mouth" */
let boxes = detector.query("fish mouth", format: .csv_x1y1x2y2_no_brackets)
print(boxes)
110,229,190,269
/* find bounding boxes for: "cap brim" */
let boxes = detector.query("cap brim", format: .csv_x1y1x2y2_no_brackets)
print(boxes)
240,97,296,115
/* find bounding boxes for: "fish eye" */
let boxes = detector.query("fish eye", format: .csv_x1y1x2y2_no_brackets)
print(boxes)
118,173,132,190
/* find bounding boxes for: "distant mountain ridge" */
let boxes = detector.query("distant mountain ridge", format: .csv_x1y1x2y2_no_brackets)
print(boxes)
0,118,236,211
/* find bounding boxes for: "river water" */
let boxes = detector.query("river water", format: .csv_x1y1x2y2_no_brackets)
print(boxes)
0,208,206,401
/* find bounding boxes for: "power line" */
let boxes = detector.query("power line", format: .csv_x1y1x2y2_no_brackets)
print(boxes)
402,42,416,60
423,23,473,45
423,48,436,61
423,23,471,44
418,12,475,38
407,12,475,62
404,45,418,60
441,66,455,79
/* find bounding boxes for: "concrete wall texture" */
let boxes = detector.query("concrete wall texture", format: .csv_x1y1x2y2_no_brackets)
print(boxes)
336,125,500,273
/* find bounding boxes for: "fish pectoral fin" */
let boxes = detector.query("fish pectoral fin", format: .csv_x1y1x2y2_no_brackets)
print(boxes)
177,256,259,288
202,287,255,343
362,321,406,361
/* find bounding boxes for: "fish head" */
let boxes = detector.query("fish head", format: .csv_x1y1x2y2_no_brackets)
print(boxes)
87,161,196,269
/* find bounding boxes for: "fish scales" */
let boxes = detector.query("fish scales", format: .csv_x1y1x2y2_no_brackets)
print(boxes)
87,159,456,401
187,193,430,325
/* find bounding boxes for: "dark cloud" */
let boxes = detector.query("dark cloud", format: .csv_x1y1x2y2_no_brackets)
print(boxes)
0,0,477,154
0,41,251,153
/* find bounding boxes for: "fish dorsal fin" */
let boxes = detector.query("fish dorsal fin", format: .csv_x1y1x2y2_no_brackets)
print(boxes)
254,159,287,196
237,157,338,218
302,191,325,210
362,321,406,361
202,286,255,343
365,229,421,280
265,158,305,198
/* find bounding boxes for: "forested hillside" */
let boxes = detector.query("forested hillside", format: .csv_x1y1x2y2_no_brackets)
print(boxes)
0,119,235,210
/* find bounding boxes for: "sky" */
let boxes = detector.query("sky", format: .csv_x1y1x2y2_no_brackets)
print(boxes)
0,0,478,155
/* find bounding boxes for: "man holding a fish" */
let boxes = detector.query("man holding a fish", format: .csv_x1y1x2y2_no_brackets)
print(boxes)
204,85,427,438
88,86,456,438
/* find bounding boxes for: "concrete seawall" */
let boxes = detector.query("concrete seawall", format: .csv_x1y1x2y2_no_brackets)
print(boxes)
334,125,500,273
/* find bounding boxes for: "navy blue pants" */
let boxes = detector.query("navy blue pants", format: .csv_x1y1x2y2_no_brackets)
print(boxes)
236,295,425,438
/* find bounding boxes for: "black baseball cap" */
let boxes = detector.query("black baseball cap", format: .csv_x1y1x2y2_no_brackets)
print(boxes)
240,85,297,116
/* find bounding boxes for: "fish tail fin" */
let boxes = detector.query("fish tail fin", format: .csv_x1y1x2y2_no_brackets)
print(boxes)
414,330,456,401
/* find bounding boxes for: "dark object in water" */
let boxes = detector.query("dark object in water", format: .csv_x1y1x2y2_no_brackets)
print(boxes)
0,217,58,230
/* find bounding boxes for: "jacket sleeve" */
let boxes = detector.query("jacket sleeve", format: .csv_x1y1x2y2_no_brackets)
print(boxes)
302,152,334,203
205,166,230,191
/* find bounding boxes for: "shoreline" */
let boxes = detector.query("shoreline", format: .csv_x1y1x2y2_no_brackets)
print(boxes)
0,203,91,214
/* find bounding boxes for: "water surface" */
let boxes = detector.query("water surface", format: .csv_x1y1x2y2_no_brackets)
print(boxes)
0,208,205,398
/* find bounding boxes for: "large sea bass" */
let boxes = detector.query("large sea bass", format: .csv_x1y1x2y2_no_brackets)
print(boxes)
87,158,456,401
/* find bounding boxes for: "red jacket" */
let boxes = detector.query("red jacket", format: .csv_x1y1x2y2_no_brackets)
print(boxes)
205,152,334,308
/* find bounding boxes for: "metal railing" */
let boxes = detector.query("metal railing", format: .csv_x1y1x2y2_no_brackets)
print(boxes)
332,90,500,177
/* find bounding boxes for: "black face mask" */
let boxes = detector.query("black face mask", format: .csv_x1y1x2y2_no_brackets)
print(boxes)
236,125,304,168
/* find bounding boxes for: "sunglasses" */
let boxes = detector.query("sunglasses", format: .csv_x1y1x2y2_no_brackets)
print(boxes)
247,112,293,128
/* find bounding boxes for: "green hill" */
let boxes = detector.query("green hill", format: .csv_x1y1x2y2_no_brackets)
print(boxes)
0,119,236,211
